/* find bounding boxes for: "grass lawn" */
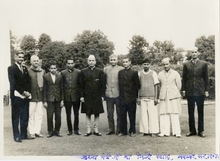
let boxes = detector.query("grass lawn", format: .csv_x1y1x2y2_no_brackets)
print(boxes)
3,100,216,156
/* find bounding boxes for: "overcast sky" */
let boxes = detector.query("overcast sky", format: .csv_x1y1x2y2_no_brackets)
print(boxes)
0,0,218,55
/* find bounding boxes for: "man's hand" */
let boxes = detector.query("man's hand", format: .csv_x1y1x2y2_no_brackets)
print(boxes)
43,102,48,109
23,91,31,98
80,97,85,102
205,91,209,97
60,101,64,108
154,97,158,105
182,91,186,97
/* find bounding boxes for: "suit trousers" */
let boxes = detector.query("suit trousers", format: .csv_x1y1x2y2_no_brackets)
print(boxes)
28,102,43,135
187,96,205,133
11,97,29,140
139,99,159,134
120,101,137,135
106,97,120,133
64,101,80,132
46,101,62,133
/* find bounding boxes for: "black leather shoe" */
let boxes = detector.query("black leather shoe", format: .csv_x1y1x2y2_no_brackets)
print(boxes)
15,138,22,142
106,132,115,135
74,130,81,135
84,132,92,137
118,133,127,136
54,133,62,137
47,133,53,138
93,132,102,136
198,132,205,138
67,132,73,136
186,132,196,137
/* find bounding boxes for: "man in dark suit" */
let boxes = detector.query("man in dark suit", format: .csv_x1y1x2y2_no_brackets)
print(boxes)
118,56,140,137
79,55,106,136
61,57,81,136
182,48,209,138
43,61,63,138
8,51,31,142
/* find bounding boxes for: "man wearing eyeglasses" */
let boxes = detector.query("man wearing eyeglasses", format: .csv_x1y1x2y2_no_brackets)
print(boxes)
182,48,209,138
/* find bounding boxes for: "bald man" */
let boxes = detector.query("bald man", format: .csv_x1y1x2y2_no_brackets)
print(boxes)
28,55,45,139
79,55,106,136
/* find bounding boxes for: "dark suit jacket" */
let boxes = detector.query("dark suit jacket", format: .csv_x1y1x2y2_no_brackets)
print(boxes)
182,60,209,96
118,67,140,104
61,69,80,102
8,64,30,99
79,67,106,114
43,72,63,102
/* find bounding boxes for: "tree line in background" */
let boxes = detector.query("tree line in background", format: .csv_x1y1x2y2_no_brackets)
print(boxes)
10,30,215,99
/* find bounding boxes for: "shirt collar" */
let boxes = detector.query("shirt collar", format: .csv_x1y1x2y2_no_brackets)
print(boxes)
89,66,95,70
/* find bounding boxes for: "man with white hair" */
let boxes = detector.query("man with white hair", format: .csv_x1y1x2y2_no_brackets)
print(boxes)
28,55,45,139
79,55,106,136
182,48,209,138
158,57,182,138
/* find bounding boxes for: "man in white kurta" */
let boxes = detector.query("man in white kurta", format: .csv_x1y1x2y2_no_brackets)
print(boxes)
158,58,182,138
138,58,159,137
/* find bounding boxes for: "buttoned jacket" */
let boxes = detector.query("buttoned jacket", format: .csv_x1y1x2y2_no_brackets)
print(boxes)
104,65,124,98
8,64,30,99
158,69,181,100
43,72,63,102
118,67,140,103
61,68,80,102
182,60,209,96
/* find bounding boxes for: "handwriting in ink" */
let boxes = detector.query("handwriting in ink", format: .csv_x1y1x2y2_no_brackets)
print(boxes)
136,152,152,160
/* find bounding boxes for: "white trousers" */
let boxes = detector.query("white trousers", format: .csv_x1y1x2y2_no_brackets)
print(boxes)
86,115,99,133
159,113,181,136
28,102,43,134
139,99,159,134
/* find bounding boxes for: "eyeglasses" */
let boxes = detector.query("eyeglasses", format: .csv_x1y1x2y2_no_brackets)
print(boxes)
191,51,197,53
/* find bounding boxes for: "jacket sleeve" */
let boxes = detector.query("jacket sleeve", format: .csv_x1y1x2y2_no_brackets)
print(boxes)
181,63,187,91
175,71,182,91
43,76,47,102
133,71,140,98
8,66,15,97
203,62,209,91
100,70,106,97
78,71,85,98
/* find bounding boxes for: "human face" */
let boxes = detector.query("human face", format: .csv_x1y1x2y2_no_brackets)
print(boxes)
109,57,117,66
122,58,131,69
191,50,199,59
87,56,96,67
31,56,39,68
15,53,24,65
163,62,170,71
67,60,74,70
143,62,150,72
49,65,57,74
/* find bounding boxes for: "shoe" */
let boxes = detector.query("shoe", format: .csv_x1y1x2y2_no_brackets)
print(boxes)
130,132,136,137
35,133,43,138
15,138,22,142
74,130,81,135
118,133,127,136
198,132,205,138
151,134,157,137
106,132,115,135
116,131,120,135
143,133,148,136
84,132,92,137
54,132,62,137
176,135,181,138
67,131,73,136
29,134,36,139
93,132,102,136
47,133,53,138
158,133,169,137
186,132,196,137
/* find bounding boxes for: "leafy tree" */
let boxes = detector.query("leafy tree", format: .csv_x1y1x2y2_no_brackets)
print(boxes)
38,41,67,72
67,30,114,68
128,35,149,65
38,33,52,50
20,35,37,65
10,30,17,65
195,35,215,64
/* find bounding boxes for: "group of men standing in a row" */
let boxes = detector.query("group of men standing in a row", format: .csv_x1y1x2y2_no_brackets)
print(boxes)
8,48,209,143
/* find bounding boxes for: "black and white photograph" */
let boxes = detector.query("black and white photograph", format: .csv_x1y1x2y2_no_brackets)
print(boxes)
0,0,219,160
